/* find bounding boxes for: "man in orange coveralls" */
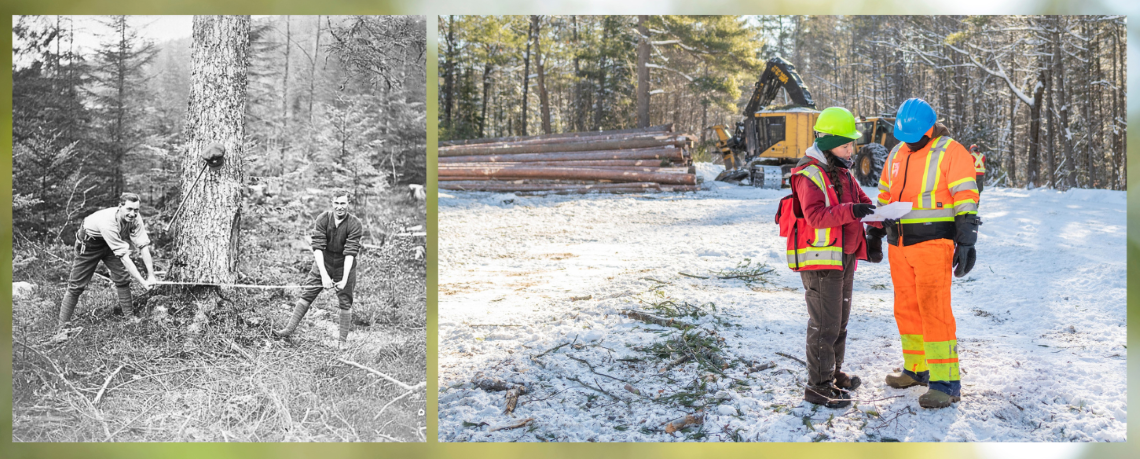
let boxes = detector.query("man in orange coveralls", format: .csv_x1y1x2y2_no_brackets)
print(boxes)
867,98,980,408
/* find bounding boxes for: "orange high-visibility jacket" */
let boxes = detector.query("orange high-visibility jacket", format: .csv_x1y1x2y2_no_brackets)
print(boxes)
877,136,979,246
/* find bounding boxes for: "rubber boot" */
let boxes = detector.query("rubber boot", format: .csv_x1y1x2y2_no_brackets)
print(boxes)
338,310,352,343
885,370,928,389
58,291,79,327
116,286,134,316
273,300,310,338
918,388,961,408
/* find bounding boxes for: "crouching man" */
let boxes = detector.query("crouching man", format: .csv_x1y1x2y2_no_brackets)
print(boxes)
274,192,363,344
59,192,157,327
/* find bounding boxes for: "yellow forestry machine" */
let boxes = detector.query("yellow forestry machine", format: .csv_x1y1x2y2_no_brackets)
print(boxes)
711,56,899,188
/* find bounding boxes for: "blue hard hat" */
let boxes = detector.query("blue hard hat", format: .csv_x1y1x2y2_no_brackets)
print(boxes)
894,98,936,143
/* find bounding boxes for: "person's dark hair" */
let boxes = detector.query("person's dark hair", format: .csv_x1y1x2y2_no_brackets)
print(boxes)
332,191,351,202
119,192,141,205
822,151,846,201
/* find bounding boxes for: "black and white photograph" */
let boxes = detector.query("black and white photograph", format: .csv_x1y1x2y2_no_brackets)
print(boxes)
11,15,427,442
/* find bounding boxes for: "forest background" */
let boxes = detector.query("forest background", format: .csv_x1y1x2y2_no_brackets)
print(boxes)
439,15,1127,190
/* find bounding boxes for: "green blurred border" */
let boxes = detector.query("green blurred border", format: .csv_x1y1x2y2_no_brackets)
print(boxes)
1,1,1136,459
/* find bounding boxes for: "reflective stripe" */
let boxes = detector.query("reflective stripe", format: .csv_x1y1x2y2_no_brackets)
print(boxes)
924,339,960,382
949,177,978,194
900,334,928,374
919,137,951,209
954,202,978,215
785,246,843,269
814,227,830,247
796,166,830,207
883,143,902,187
898,208,956,224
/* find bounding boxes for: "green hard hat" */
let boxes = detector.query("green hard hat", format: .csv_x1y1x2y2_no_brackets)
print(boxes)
814,107,861,140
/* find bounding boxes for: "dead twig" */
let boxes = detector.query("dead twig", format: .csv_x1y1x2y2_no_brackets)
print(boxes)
776,352,807,367
565,354,622,381
372,388,421,421
566,375,625,403
337,357,425,392
659,354,692,373
503,386,526,415
92,364,125,406
532,341,571,360
678,272,708,279
622,310,691,329
488,417,534,432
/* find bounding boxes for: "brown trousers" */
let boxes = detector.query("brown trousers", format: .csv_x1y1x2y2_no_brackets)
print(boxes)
801,253,856,387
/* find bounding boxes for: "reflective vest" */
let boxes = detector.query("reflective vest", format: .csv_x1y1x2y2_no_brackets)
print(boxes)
971,151,986,174
877,136,979,246
780,161,843,271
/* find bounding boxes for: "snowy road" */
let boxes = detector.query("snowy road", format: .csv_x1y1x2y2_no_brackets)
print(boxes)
437,164,1126,442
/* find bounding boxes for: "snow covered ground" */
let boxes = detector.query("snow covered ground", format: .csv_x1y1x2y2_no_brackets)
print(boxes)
437,163,1127,442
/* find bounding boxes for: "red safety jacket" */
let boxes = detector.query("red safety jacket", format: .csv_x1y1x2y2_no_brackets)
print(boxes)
778,151,867,271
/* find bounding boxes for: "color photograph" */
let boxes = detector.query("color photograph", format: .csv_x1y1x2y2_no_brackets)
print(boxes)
436,15,1127,442
11,15,428,442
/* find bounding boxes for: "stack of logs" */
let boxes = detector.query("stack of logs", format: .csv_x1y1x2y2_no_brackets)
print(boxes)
438,124,699,194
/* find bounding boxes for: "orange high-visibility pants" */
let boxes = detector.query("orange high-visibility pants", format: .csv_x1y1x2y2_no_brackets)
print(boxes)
888,238,960,394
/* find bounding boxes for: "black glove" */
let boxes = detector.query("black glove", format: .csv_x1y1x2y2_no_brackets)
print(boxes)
952,214,981,277
851,204,876,219
866,235,883,263
953,244,976,277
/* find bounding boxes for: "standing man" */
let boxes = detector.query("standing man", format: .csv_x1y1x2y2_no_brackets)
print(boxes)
969,144,986,193
59,193,157,327
868,98,980,408
274,192,363,344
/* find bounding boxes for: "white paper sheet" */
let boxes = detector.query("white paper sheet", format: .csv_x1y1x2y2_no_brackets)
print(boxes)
861,201,912,222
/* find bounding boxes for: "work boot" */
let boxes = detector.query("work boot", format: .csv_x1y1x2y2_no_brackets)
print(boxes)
835,371,862,392
885,371,928,389
918,388,961,408
273,300,310,338
804,383,851,409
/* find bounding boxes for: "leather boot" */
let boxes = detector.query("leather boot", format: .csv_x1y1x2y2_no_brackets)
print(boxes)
273,300,310,338
835,371,862,391
804,383,851,408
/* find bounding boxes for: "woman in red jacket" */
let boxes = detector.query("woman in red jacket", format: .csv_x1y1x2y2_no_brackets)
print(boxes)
790,107,880,408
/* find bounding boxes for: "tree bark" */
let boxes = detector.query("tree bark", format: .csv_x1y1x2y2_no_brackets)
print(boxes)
443,15,456,130
521,18,532,137
173,15,249,284
532,16,552,135
636,15,650,128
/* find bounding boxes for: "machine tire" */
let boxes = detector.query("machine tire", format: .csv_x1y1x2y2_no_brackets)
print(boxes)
853,143,888,187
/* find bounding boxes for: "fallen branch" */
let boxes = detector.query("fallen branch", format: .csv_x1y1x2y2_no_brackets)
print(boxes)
503,386,526,415
663,412,705,434
92,364,125,406
659,355,692,373
776,352,807,367
488,417,535,432
473,377,515,392
622,310,691,329
337,357,426,392
566,375,625,402
566,355,623,381
678,272,709,279
373,389,422,421
532,341,571,360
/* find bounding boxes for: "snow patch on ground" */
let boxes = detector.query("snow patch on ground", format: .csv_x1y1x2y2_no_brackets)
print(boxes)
438,169,1126,442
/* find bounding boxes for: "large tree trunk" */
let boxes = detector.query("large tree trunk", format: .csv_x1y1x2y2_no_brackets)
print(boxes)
443,15,455,131
636,15,650,128
173,15,249,284
521,18,532,137
1026,69,1046,188
532,16,552,135
280,15,290,173
480,62,492,138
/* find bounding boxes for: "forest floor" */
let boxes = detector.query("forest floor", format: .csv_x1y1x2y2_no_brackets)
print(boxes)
437,164,1127,442
11,191,427,442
